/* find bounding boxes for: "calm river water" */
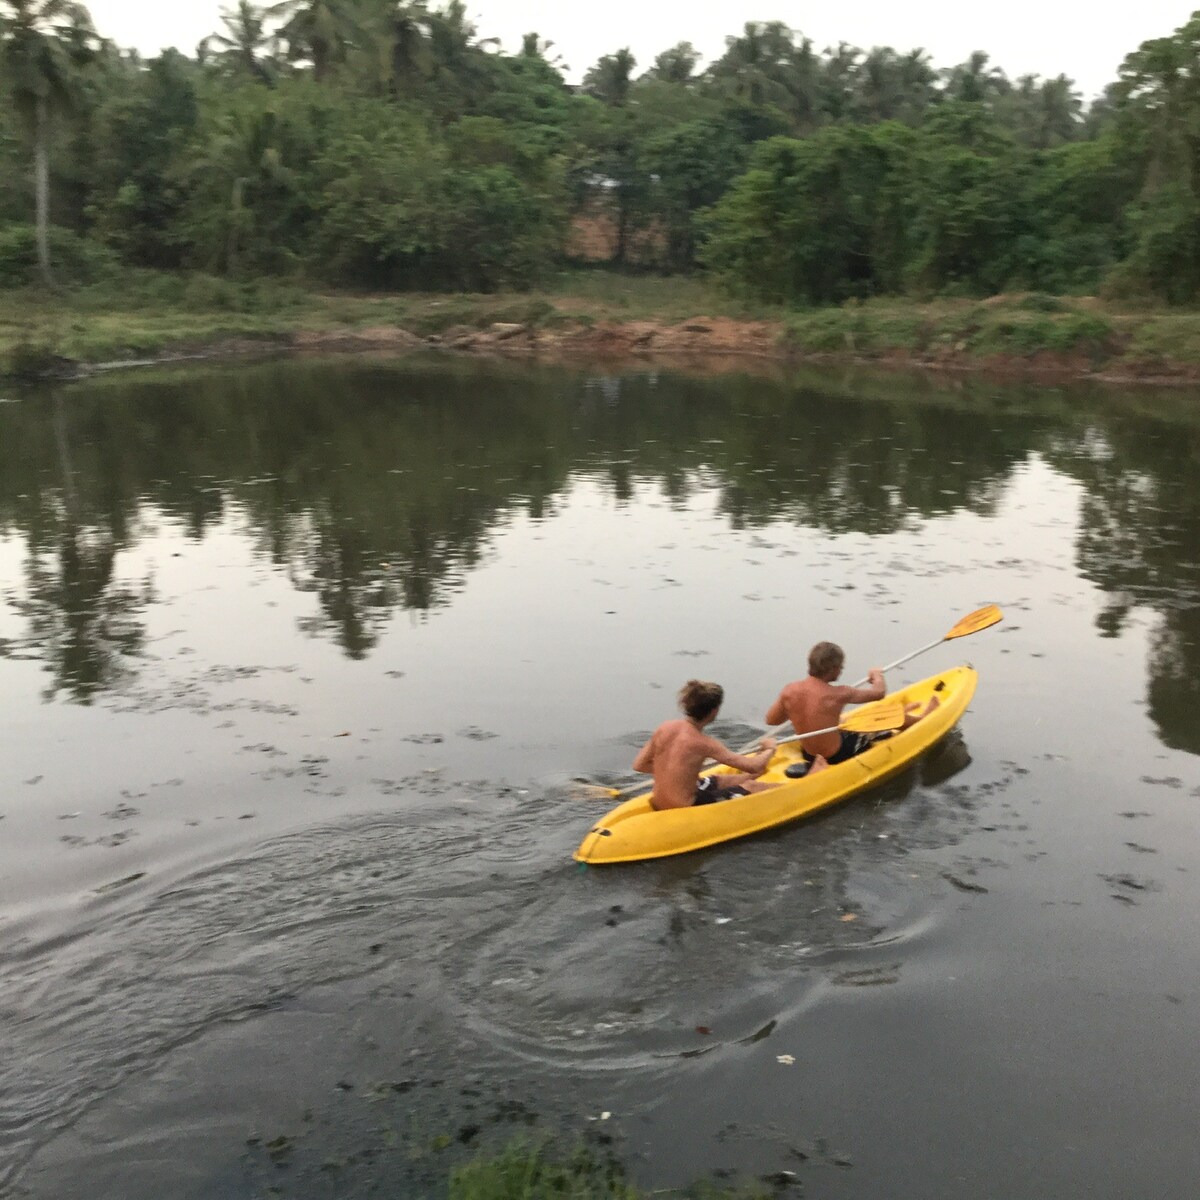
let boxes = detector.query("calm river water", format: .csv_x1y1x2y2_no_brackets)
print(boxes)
1,355,1198,1198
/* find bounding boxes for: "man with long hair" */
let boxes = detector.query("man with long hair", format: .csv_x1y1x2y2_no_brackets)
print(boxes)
632,680,778,811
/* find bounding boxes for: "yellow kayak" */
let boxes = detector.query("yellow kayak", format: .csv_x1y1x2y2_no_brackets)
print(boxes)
575,665,977,865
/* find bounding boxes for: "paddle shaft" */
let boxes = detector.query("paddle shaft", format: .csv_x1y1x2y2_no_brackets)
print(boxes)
752,715,886,750
847,635,943,688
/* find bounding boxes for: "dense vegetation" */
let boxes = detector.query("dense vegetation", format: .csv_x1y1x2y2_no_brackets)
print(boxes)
2,1,1200,304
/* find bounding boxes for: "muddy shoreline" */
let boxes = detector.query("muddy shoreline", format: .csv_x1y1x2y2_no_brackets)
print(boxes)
14,314,1200,389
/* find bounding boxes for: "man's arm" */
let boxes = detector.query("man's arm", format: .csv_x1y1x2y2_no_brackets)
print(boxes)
703,736,777,777
837,668,886,705
764,692,787,727
632,734,656,774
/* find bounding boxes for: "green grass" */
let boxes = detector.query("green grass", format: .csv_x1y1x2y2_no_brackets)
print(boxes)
6,269,1200,380
782,295,1125,365
1119,311,1200,364
538,268,782,322
448,1142,769,1200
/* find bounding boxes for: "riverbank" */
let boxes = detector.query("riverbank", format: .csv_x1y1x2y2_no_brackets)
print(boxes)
5,270,1200,386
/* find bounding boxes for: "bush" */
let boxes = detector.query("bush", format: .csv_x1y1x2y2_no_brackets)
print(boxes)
3,340,70,380
970,311,1114,356
0,224,121,287
449,1142,639,1200
1015,292,1066,313
180,273,308,313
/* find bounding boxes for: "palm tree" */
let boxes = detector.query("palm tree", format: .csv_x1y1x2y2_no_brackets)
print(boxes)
648,41,699,85
187,102,294,274
821,41,861,122
897,48,937,121
424,0,496,79
268,0,357,82
519,31,565,72
582,47,636,106
707,21,821,129
944,50,1010,104
379,0,429,96
201,0,277,83
0,0,95,285
1038,74,1083,146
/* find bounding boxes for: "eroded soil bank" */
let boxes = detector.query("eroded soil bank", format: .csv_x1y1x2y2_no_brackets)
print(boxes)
8,282,1200,387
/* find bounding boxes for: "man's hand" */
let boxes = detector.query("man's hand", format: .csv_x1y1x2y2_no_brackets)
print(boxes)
753,737,777,775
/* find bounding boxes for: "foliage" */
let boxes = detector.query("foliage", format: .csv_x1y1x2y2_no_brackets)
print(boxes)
449,1142,639,1200
0,1,1196,301
0,219,116,283
1108,13,1200,301
702,124,918,303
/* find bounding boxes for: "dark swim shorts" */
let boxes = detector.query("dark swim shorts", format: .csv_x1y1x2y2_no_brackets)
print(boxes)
693,775,750,806
802,729,891,766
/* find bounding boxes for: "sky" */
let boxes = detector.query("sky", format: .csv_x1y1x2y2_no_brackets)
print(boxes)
82,1,1192,100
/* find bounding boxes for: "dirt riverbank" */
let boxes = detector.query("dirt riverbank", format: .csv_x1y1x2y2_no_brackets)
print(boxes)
286,314,1200,388
8,285,1200,388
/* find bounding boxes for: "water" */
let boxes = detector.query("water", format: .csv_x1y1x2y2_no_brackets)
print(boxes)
1,355,1198,1198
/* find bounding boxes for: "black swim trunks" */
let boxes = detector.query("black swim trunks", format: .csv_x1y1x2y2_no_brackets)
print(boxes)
693,775,750,806
802,729,891,766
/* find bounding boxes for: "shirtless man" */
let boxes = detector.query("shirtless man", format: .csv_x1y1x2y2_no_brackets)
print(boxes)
766,641,938,767
633,680,779,811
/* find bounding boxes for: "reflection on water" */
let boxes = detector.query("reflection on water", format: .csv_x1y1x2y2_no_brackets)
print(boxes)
2,356,1200,1199
2,359,1198,750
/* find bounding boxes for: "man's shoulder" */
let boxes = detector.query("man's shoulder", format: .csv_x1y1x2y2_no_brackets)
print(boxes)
654,717,687,739
788,677,822,699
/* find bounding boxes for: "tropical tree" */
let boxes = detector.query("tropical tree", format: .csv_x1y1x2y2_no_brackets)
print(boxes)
998,73,1083,148
87,48,199,265
707,21,822,130
0,0,96,284
640,116,750,269
820,41,861,122
201,0,278,83
647,41,700,85
1106,12,1200,300
180,89,306,274
269,0,357,82
703,124,917,303
425,1,494,79
582,47,636,106
852,46,937,124
943,51,1010,105
372,0,429,97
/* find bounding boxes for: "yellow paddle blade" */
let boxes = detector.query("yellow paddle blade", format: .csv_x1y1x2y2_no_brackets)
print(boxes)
576,781,623,799
840,698,907,734
945,604,1002,640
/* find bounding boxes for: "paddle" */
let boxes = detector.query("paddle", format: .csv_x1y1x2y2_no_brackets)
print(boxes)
770,697,906,748
597,699,907,801
738,604,1003,752
846,604,1002,688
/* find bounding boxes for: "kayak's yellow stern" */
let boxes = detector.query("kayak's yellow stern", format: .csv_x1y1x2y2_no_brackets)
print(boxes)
574,665,977,865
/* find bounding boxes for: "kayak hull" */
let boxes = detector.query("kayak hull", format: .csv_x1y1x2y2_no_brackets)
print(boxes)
574,665,977,865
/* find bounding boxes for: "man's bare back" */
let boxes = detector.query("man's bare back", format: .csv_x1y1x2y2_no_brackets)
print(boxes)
767,641,938,766
765,671,885,760
633,680,777,811
633,719,776,810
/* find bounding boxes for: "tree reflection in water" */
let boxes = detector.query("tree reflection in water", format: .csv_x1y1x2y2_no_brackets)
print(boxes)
8,394,148,702
0,359,1198,755
1048,407,1200,754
